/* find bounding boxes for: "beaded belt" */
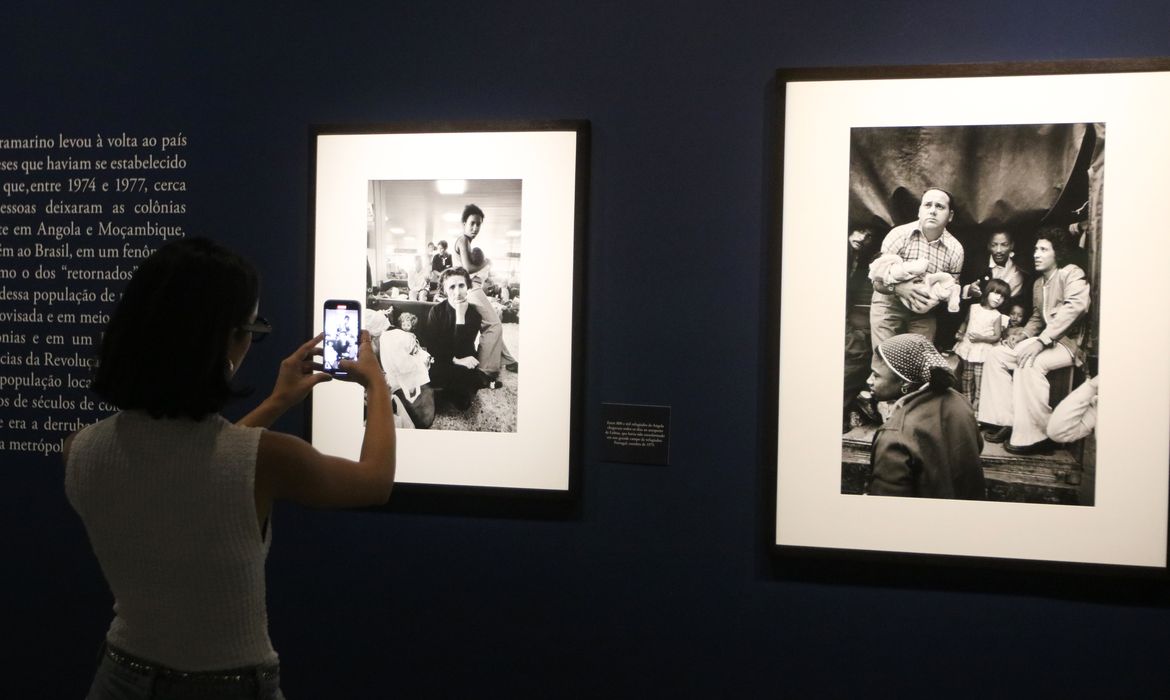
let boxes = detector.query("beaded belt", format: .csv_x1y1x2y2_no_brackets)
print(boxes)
105,643,279,683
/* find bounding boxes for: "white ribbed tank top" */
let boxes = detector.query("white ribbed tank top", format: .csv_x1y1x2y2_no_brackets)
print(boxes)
65,411,277,670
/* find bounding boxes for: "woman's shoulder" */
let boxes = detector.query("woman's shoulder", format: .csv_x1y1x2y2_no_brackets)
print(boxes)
902,385,965,411
896,389,976,438
219,416,265,453
937,387,980,418
63,413,118,466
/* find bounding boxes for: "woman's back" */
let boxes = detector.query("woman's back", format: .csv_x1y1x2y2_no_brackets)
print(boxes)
871,387,985,500
66,411,277,671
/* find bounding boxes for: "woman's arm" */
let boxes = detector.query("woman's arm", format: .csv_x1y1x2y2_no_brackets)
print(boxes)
255,331,396,508
238,333,332,429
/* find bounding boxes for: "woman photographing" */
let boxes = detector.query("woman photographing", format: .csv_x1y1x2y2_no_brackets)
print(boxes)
64,238,394,699
867,333,985,500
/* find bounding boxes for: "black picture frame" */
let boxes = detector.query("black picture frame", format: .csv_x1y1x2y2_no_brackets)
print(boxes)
768,58,1170,576
308,121,589,516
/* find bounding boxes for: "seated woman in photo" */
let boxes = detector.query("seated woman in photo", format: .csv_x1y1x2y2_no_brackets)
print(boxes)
867,333,985,500
420,267,484,410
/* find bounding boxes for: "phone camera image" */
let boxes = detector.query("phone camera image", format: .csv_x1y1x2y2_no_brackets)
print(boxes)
323,301,361,375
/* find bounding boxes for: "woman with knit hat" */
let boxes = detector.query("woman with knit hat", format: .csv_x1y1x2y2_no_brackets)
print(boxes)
867,333,985,499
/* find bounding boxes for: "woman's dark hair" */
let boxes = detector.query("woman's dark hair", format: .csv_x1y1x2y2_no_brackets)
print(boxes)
1036,225,1075,268
461,203,485,223
92,237,259,419
439,266,472,290
981,278,1013,307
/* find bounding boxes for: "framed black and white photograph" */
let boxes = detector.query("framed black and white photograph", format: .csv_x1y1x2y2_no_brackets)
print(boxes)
772,59,1170,572
310,122,588,501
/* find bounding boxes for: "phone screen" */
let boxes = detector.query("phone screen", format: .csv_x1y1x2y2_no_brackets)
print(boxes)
323,299,361,376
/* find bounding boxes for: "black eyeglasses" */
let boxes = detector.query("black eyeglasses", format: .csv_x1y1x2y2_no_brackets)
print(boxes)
240,316,272,342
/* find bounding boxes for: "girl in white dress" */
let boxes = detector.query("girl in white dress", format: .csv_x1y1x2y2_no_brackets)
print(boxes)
952,278,1012,412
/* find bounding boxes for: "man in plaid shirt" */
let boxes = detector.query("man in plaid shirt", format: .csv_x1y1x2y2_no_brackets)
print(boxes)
869,188,965,374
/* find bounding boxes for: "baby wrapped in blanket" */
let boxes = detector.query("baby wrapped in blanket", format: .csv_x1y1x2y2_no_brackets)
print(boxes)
868,254,960,314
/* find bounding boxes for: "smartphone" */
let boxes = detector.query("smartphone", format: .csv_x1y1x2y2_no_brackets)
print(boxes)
322,299,361,376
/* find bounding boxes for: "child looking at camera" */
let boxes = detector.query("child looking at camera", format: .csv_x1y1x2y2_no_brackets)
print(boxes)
952,277,1012,411
1006,303,1027,329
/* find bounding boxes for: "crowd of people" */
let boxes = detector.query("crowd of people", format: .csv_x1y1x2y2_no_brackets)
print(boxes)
370,204,520,428
322,311,359,373
844,187,1096,499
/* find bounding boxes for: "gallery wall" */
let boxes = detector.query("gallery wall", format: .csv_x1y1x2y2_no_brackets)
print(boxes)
5,2,1170,697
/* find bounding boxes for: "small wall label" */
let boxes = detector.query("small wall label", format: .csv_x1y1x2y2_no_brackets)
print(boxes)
601,403,670,465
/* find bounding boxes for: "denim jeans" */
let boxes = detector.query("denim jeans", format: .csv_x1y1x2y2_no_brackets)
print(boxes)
86,645,285,700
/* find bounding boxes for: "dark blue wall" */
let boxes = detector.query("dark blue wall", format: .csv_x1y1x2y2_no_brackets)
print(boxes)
6,3,1170,697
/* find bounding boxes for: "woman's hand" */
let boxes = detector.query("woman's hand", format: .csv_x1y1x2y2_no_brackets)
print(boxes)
452,355,479,370
338,330,384,389
270,332,333,407
238,333,332,428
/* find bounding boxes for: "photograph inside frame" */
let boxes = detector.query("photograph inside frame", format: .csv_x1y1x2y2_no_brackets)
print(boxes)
365,178,523,433
841,123,1103,506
